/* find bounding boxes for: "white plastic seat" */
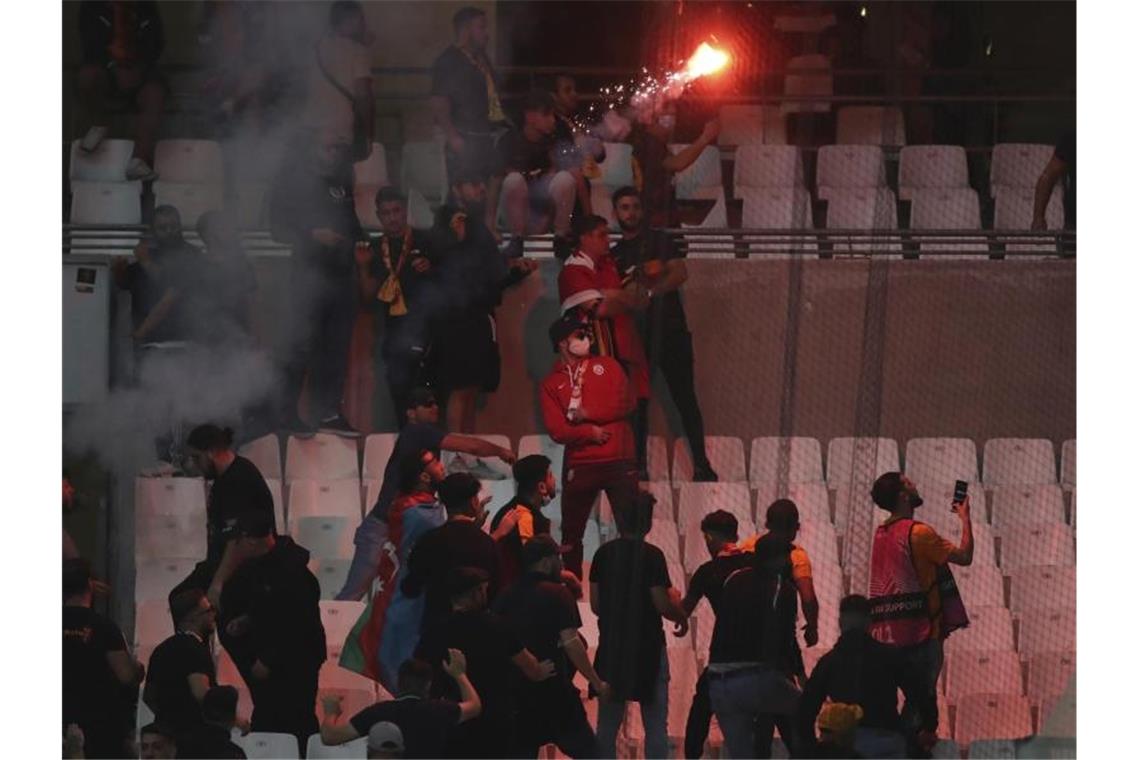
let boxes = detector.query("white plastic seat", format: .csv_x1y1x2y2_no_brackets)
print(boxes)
815,145,886,200
990,485,1065,530
135,558,197,604
1008,566,1076,615
718,104,786,147
1026,651,1075,702
479,479,515,515
944,606,1015,653
136,512,207,561
319,601,365,648
135,477,207,519
406,187,434,229
647,519,682,565
835,106,906,146
288,479,364,522
905,438,979,487
953,695,1033,746
795,521,840,567
355,188,381,228
753,482,831,525
944,651,1024,700
672,436,747,483
639,481,676,524
966,739,1020,759
643,435,670,483
989,144,1056,196
154,140,225,184
998,522,1074,572
911,188,988,257
1036,691,1076,738
740,188,816,256
306,735,369,759
683,190,736,257
577,601,599,651
951,565,1006,610
666,648,700,739
361,433,399,482
733,145,804,193
234,732,300,760
597,142,634,188
993,188,1065,255
911,480,986,526
239,434,282,481
917,515,996,567
678,482,755,534
134,599,173,647
782,54,832,114
749,437,824,486
232,181,269,228
441,434,513,480
290,516,354,560
69,139,136,186
898,145,970,201
285,433,360,483
1059,440,1075,488
824,188,902,256
70,181,142,224
982,439,1057,486
801,558,843,649
588,182,619,230
671,144,723,200
354,143,389,186
310,558,352,600
400,141,448,201
137,692,156,731
264,478,285,534
833,481,877,536
826,437,901,488
152,181,225,226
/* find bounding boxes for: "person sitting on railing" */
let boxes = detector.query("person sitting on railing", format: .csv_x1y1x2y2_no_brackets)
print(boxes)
111,204,204,347
76,0,167,181
551,73,604,220
500,91,578,252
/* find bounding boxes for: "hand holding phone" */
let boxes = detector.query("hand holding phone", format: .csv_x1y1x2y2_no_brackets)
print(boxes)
951,480,968,513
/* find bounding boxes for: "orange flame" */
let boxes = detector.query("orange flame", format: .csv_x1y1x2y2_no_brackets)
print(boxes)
684,42,730,80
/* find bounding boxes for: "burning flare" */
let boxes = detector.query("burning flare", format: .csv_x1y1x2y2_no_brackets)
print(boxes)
682,42,731,82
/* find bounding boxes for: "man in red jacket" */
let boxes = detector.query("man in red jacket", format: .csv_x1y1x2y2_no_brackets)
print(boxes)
540,312,639,578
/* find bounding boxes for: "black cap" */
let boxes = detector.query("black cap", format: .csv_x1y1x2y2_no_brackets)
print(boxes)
446,565,490,595
406,386,438,411
549,312,587,352
521,534,567,567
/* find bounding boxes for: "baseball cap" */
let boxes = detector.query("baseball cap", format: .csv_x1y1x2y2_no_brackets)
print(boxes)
406,387,438,410
367,722,405,753
549,312,588,352
520,534,568,567
445,565,490,596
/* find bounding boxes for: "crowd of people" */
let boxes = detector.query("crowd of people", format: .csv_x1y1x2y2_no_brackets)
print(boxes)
66,3,1011,759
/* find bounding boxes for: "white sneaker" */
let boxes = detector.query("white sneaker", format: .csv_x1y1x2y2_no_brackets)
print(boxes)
80,125,108,153
126,157,158,182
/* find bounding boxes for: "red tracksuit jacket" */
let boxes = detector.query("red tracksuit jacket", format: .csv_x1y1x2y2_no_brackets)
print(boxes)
540,355,636,467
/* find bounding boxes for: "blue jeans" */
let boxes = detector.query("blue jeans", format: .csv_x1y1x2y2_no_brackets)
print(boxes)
336,515,386,601
854,727,907,758
708,665,801,759
596,649,670,759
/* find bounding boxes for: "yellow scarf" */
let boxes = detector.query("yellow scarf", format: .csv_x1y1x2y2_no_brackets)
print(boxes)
376,228,413,317
458,45,505,124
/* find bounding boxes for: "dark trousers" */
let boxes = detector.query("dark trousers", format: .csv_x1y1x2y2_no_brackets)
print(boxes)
446,709,517,759
513,683,600,759
634,327,710,470
247,663,321,751
684,667,712,759
560,459,639,577
283,260,357,422
380,318,429,426
754,712,798,759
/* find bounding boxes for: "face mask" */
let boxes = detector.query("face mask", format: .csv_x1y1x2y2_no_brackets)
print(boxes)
567,336,591,357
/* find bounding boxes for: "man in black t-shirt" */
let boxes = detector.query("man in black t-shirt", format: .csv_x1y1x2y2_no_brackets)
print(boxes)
611,186,718,482
320,654,481,758
501,90,577,240
494,535,607,758
678,511,752,758
143,588,218,738
589,491,689,759
415,566,557,758
174,685,247,759
402,473,502,634
551,73,605,218
63,559,145,759
1033,129,1077,230
488,454,556,587
338,389,516,600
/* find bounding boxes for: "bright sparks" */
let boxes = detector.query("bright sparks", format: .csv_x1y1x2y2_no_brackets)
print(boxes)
682,42,730,82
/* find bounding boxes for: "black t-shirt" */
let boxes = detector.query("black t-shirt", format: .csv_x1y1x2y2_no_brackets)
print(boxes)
683,551,754,619
350,696,462,759
367,230,438,317
430,45,501,133
415,609,524,717
403,520,502,633
489,497,553,587
499,129,554,180
630,125,672,221
143,632,217,734
175,724,247,759
63,605,132,729
367,423,447,520
124,241,204,342
589,538,671,701
610,229,689,335
206,456,276,564
711,542,799,670
1054,130,1076,226
492,571,581,680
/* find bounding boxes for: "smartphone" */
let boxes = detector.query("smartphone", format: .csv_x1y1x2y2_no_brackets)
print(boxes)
952,480,969,511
